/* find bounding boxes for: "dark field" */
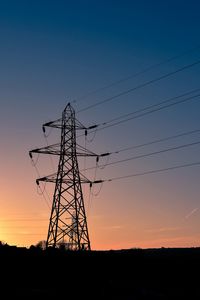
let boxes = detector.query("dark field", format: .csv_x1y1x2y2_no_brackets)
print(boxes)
0,245,199,299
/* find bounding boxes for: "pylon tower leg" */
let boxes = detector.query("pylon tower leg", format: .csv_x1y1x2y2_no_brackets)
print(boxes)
46,104,91,250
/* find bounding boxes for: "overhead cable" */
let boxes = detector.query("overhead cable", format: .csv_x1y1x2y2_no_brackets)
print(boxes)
91,161,200,184
98,88,200,125
75,45,200,103
78,90,200,137
85,140,200,171
113,128,200,154
78,59,200,113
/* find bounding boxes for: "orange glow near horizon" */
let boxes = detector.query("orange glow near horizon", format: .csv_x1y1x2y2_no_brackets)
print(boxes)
1,0,200,251
0,153,200,250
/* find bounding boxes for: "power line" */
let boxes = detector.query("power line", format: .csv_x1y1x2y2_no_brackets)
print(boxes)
92,127,200,162
44,88,200,140
75,45,200,102
29,156,52,209
43,132,56,173
94,161,200,183
78,59,200,113
37,185,51,210
98,88,200,125
112,128,200,154
78,91,200,137
86,140,200,171
100,93,200,132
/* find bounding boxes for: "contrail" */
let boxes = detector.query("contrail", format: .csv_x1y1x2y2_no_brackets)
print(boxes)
185,208,199,219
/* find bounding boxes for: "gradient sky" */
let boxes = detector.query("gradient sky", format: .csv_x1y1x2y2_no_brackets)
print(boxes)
0,0,200,249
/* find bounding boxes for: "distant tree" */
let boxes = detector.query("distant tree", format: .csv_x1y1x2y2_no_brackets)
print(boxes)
0,241,9,247
29,245,36,250
35,240,46,250
58,242,66,251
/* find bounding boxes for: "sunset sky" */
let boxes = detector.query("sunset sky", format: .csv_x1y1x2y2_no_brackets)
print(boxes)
0,0,200,249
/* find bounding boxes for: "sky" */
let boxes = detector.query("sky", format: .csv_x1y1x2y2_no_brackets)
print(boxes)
0,0,200,249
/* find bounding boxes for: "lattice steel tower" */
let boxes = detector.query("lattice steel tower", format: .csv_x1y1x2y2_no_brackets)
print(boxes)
30,103,97,250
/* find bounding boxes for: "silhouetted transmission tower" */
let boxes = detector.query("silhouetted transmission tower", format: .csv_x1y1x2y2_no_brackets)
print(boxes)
30,103,98,250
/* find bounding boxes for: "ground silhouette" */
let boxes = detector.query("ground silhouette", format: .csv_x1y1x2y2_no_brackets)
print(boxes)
0,243,199,299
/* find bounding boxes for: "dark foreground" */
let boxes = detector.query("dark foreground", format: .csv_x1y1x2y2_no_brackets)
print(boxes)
0,245,199,299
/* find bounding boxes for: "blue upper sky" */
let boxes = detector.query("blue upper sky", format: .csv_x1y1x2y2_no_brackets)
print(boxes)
0,0,200,248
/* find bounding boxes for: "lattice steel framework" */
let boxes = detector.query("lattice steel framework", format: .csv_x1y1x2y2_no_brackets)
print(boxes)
30,103,96,250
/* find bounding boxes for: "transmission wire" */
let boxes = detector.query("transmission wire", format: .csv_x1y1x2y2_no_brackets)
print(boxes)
102,161,200,183
78,59,200,113
88,162,200,184
83,92,200,136
85,140,200,171
75,44,200,103
113,128,200,154
43,132,56,173
87,159,99,216
30,157,51,210
99,88,200,125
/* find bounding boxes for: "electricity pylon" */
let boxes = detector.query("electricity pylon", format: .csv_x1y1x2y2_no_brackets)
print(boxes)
30,103,97,250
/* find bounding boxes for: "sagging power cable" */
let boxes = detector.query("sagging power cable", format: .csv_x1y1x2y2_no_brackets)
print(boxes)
75,44,200,103
90,161,200,184
78,59,200,113
85,139,200,171
77,88,200,138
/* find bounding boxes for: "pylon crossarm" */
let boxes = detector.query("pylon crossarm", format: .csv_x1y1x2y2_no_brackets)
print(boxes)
43,116,86,130
36,174,91,185
30,143,60,156
30,142,98,157
42,115,97,132
43,121,86,130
